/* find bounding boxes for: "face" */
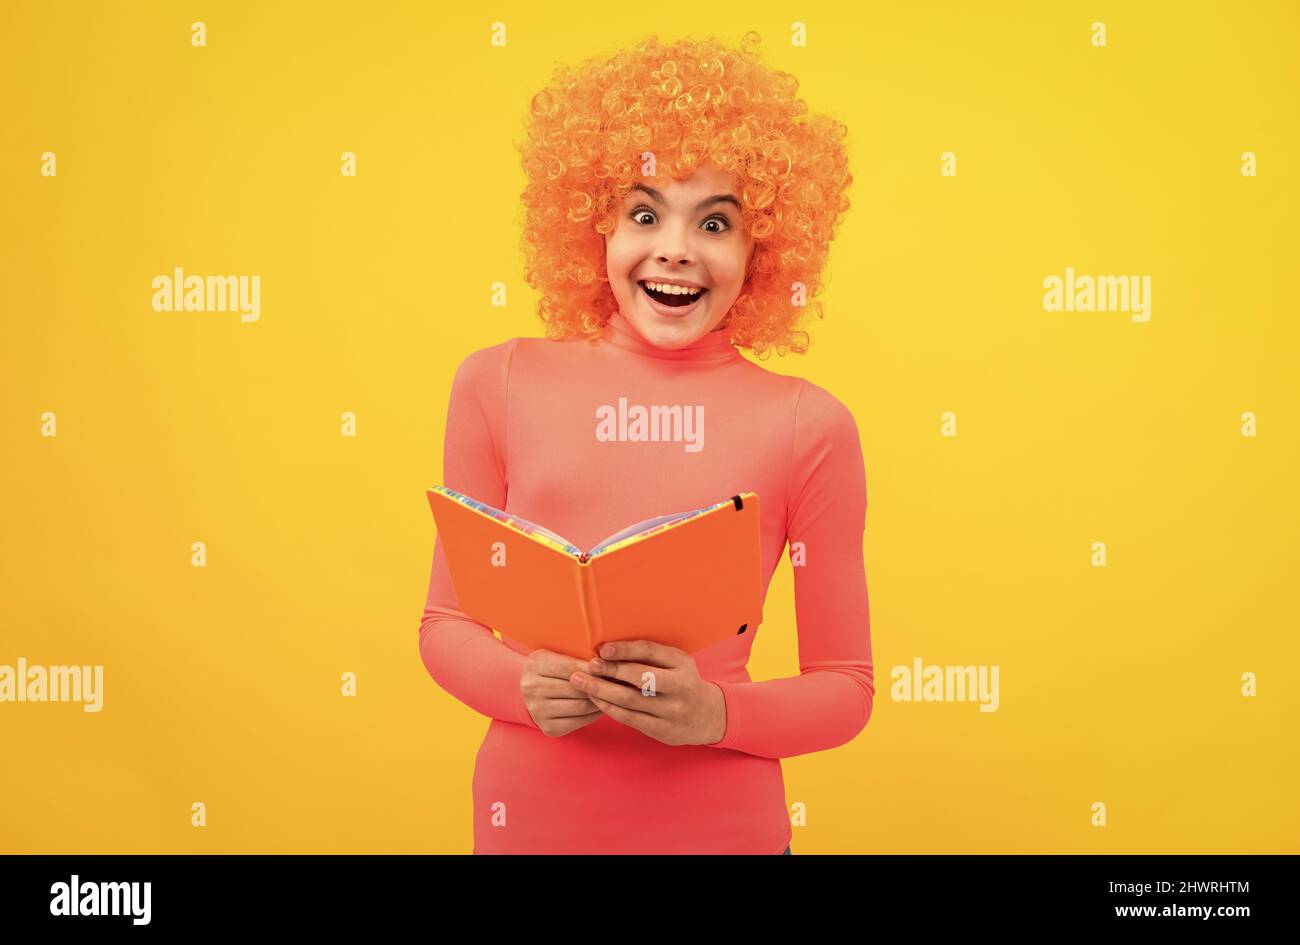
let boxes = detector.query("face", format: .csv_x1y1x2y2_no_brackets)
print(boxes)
604,166,757,349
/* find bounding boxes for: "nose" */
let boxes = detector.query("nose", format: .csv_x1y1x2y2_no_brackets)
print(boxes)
653,221,695,268
655,249,693,268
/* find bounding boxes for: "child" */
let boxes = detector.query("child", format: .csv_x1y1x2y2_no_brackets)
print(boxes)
419,32,871,854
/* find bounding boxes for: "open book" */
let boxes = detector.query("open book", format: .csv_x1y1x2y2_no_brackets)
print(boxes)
426,485,764,659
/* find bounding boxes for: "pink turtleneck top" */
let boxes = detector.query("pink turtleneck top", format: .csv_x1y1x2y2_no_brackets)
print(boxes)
418,309,873,854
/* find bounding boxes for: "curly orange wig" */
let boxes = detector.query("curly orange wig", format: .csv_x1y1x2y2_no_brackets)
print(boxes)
516,32,853,358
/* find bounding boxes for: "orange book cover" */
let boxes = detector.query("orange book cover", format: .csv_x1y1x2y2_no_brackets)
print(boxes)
426,485,764,659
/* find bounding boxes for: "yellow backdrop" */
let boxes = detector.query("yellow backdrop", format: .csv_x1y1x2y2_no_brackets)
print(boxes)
2,1,1296,853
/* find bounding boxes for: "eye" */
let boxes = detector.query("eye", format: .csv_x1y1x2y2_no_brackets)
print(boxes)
627,206,732,233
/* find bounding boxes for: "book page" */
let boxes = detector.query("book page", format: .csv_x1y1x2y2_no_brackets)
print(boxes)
589,511,693,554
434,486,581,554
587,495,736,556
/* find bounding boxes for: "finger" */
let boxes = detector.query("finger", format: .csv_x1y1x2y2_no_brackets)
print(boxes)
531,650,599,681
572,671,665,717
532,697,602,719
588,694,667,739
527,675,595,700
596,640,685,668
587,657,672,695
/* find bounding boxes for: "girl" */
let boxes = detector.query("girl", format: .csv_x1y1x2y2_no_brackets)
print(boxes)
419,32,871,854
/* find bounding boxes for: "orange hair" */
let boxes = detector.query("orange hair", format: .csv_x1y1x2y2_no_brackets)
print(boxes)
516,32,853,358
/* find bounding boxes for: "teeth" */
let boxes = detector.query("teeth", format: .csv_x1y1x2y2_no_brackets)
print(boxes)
643,281,703,296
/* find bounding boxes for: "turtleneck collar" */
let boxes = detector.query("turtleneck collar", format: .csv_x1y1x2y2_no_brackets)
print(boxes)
598,309,744,363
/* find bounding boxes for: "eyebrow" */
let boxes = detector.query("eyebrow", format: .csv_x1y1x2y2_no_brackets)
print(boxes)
630,184,741,212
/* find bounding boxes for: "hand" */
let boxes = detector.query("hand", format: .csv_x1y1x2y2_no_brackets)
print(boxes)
570,640,727,747
520,649,604,737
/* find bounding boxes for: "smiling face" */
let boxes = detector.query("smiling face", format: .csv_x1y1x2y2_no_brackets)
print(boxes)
604,166,756,349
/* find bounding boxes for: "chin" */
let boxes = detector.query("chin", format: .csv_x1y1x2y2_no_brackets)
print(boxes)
630,291,725,339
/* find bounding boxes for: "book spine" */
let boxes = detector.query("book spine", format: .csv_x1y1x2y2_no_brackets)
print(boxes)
573,557,606,655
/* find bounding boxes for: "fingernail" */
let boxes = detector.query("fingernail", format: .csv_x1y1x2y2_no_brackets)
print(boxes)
590,659,605,672
601,644,615,658
571,673,584,686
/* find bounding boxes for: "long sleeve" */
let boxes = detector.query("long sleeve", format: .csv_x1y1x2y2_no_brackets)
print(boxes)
707,379,874,758
417,338,540,730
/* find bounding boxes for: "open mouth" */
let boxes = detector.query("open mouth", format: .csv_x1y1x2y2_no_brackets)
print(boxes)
638,280,708,308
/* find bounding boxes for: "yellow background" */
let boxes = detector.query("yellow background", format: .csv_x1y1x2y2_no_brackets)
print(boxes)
2,1,1296,853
